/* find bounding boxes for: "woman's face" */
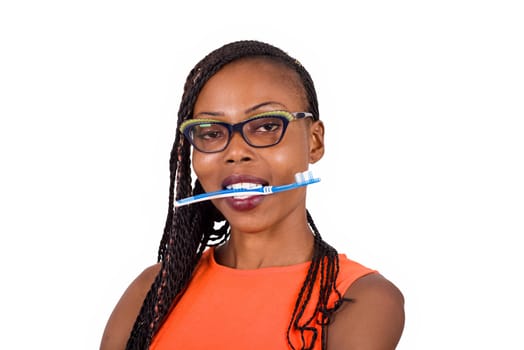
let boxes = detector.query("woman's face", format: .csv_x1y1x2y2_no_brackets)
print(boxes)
191,58,324,233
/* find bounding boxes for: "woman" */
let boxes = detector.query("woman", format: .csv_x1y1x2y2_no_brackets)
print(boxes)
100,40,405,350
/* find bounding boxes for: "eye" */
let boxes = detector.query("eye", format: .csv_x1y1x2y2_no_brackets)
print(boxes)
193,124,227,141
248,117,284,134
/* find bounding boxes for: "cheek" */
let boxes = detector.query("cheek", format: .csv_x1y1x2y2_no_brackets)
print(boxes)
192,152,218,188
273,130,311,169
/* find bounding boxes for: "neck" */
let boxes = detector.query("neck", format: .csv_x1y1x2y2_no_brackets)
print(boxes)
215,225,315,270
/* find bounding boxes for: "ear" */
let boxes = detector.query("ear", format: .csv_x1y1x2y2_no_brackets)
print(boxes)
309,120,325,164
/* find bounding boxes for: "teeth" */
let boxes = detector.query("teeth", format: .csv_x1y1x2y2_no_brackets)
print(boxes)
233,195,250,199
226,182,263,190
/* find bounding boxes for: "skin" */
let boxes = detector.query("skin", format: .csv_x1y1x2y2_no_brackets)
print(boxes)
100,58,405,350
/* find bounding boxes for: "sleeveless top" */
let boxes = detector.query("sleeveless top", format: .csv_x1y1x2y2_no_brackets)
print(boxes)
150,248,376,350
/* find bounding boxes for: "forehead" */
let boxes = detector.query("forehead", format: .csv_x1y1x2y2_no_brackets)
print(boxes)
193,58,307,115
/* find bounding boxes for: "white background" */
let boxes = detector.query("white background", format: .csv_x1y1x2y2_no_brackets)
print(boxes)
1,1,523,349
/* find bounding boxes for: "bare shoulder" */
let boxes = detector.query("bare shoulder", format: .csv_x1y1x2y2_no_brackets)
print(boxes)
327,273,405,350
100,263,162,350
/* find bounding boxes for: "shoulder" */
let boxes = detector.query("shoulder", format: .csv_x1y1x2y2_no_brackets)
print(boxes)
336,254,378,290
328,273,405,350
100,263,161,350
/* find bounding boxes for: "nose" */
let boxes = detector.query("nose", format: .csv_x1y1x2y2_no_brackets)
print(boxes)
224,129,254,164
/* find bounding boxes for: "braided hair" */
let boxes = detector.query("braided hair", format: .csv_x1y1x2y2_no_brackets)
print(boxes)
126,40,346,350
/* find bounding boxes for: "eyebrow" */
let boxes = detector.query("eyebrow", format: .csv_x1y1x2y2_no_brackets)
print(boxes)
194,101,287,118
245,101,287,114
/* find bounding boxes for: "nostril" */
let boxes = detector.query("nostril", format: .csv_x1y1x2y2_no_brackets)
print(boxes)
226,156,252,164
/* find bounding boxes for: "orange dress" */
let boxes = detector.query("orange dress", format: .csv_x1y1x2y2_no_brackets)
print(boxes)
150,248,375,350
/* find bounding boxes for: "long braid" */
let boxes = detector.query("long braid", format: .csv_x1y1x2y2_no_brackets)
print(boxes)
126,40,343,350
286,211,344,350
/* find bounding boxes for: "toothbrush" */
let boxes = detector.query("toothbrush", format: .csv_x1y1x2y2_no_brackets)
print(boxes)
174,170,320,207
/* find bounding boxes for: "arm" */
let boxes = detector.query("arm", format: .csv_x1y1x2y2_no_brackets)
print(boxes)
100,263,161,350
327,273,405,350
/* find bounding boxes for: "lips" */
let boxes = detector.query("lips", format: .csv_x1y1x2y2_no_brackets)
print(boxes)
221,174,269,210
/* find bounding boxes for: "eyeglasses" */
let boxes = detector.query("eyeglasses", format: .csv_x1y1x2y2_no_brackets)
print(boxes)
180,110,314,153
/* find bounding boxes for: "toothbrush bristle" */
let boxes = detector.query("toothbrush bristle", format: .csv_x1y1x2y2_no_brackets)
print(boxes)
295,170,314,183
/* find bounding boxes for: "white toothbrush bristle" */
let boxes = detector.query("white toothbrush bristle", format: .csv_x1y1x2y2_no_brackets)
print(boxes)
295,170,314,183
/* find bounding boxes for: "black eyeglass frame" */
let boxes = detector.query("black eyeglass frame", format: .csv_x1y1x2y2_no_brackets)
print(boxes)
179,110,314,153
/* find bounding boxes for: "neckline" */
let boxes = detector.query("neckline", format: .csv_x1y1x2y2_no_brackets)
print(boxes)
207,247,314,275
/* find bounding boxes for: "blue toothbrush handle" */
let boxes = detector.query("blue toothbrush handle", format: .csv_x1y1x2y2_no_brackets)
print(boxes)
174,172,320,207
175,187,263,206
